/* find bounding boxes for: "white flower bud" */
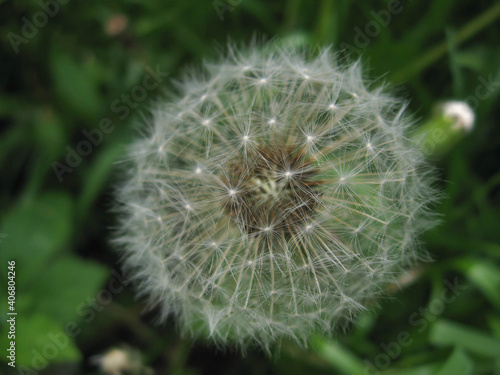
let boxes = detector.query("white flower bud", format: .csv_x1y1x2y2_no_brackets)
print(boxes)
91,348,145,375
441,100,475,132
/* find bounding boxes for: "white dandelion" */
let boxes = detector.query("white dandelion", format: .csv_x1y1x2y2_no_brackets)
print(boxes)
113,43,438,352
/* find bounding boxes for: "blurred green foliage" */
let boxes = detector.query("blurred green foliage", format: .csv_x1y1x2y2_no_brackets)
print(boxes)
1,0,500,374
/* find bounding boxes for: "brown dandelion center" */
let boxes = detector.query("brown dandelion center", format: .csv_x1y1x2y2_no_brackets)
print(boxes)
224,146,322,236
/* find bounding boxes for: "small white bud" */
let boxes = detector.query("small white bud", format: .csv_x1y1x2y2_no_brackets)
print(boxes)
442,100,475,132
91,347,150,375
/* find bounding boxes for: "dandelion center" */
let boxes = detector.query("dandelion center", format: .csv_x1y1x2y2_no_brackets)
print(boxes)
225,145,321,236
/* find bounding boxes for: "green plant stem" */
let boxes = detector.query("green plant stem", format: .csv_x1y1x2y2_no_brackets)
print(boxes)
314,0,335,45
283,0,302,33
310,335,366,375
390,2,500,82
165,339,192,375
105,302,160,344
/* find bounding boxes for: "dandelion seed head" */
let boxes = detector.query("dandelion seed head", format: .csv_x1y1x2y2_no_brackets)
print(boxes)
114,43,438,352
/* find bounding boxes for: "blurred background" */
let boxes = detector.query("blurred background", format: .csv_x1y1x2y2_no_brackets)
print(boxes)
1,0,500,374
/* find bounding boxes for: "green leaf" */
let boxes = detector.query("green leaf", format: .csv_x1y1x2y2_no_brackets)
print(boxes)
29,257,109,323
488,314,500,338
0,192,73,285
429,320,500,357
436,348,473,375
50,50,103,121
0,124,25,166
77,142,125,220
310,335,365,375
455,259,500,310
34,109,68,162
379,364,441,375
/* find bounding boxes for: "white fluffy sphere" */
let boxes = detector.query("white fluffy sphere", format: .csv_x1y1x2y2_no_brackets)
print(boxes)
113,44,437,351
